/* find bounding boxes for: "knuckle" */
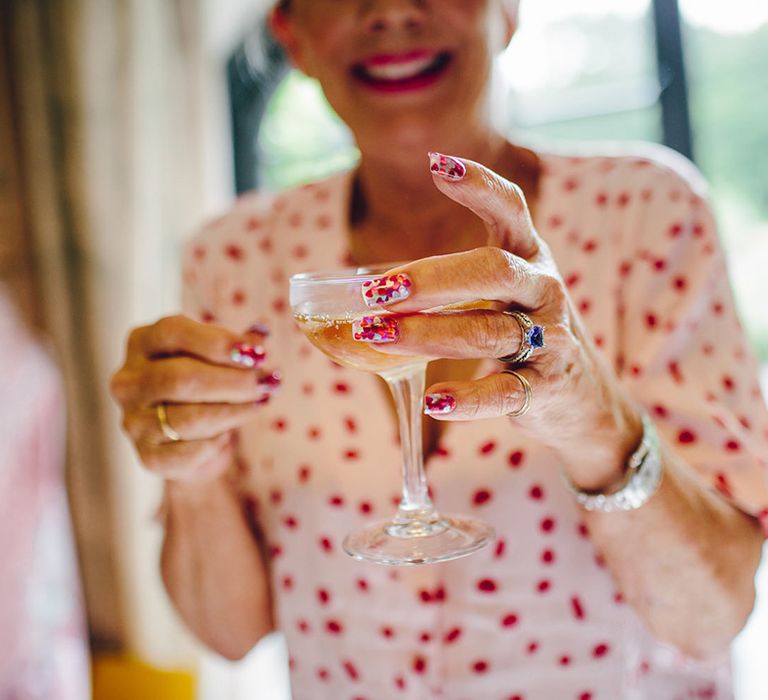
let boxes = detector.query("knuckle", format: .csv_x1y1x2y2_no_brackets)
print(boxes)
125,326,150,359
491,374,516,414
462,385,485,419
482,247,517,287
473,312,510,358
484,245,510,268
152,315,183,345
541,275,566,307
545,320,573,355
111,368,145,403
121,412,143,441
126,325,146,352
109,370,129,401
149,360,187,400
508,180,525,201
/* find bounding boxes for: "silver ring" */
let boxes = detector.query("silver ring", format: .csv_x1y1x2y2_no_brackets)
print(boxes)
500,369,532,417
156,403,182,442
497,311,545,364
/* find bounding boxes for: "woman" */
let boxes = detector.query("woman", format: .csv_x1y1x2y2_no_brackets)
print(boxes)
111,1,768,697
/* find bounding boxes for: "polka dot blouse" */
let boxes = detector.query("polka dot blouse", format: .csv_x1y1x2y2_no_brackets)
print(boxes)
181,145,768,700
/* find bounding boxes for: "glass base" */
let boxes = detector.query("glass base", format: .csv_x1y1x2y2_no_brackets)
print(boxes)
342,514,495,566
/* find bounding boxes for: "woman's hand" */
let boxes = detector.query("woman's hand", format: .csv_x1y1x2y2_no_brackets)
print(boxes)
110,315,280,482
355,154,642,491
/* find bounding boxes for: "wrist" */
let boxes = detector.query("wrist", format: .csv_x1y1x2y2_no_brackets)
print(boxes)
166,472,235,509
558,401,644,493
562,412,663,512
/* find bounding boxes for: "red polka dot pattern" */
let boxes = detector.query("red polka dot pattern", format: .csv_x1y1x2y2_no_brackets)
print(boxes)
178,153,766,698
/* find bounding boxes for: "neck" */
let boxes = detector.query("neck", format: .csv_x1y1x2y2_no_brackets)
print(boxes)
350,126,510,262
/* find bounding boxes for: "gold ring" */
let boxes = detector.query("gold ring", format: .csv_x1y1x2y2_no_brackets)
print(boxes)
500,369,532,417
156,403,181,442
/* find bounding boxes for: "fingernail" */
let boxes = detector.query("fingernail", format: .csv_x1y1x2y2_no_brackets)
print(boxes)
428,152,466,181
424,393,456,415
231,342,266,367
246,323,270,337
352,315,399,343
362,273,412,307
255,394,271,406
258,370,282,392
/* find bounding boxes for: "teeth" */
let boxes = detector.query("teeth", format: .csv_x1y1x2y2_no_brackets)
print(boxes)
363,56,438,81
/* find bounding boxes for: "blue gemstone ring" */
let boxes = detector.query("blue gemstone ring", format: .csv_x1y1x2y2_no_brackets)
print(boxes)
497,311,545,364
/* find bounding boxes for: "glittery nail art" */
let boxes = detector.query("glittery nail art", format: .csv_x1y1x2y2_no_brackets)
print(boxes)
258,370,282,391
424,393,457,415
352,315,399,343
428,152,466,181
361,273,412,307
231,342,266,367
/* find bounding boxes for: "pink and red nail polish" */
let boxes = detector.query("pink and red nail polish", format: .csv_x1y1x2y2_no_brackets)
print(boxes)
362,273,412,307
258,370,282,391
424,393,456,415
428,152,466,181
352,315,399,343
231,342,266,367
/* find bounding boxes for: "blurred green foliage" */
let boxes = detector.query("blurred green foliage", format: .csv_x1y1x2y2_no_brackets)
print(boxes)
687,23,768,219
259,73,358,190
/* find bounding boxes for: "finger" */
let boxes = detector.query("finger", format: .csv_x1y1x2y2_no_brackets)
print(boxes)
137,432,235,481
360,247,547,312
135,359,280,404
131,315,269,368
351,309,551,362
422,368,539,421
131,398,272,445
428,152,539,259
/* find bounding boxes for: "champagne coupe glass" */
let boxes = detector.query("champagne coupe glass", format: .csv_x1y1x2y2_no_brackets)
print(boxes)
290,263,494,565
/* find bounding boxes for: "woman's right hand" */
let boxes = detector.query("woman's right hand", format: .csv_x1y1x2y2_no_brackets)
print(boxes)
110,315,279,483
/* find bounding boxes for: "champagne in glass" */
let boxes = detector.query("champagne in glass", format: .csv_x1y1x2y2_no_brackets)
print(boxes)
290,265,494,565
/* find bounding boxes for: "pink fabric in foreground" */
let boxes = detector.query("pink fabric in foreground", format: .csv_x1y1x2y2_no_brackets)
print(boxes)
0,291,90,700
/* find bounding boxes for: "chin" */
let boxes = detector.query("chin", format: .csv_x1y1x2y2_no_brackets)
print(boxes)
358,113,452,154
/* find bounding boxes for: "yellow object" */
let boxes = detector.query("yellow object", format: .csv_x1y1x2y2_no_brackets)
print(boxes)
92,654,195,700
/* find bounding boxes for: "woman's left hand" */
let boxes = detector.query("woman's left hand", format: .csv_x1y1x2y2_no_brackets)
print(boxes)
355,154,643,491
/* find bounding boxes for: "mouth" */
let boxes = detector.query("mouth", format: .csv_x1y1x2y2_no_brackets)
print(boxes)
351,50,453,93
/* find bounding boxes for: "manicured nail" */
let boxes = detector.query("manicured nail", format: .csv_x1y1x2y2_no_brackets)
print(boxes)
428,152,466,181
258,370,282,391
362,273,412,307
352,315,399,343
231,342,266,367
246,323,270,337
424,393,456,415
255,394,271,406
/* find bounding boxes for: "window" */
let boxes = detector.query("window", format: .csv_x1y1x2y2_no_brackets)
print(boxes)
501,1,661,144
681,5,768,362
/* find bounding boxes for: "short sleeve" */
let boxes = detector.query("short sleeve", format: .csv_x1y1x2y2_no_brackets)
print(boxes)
618,156,768,528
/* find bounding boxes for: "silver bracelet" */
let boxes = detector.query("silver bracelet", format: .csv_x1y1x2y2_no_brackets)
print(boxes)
561,413,663,512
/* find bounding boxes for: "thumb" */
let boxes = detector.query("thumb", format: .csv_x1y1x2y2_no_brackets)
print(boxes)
428,151,539,259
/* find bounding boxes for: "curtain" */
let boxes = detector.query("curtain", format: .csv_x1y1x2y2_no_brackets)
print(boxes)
3,0,215,665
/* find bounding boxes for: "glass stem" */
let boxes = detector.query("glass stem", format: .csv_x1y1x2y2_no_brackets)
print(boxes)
382,363,435,519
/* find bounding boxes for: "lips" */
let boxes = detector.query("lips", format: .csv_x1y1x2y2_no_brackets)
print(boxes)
351,50,453,92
